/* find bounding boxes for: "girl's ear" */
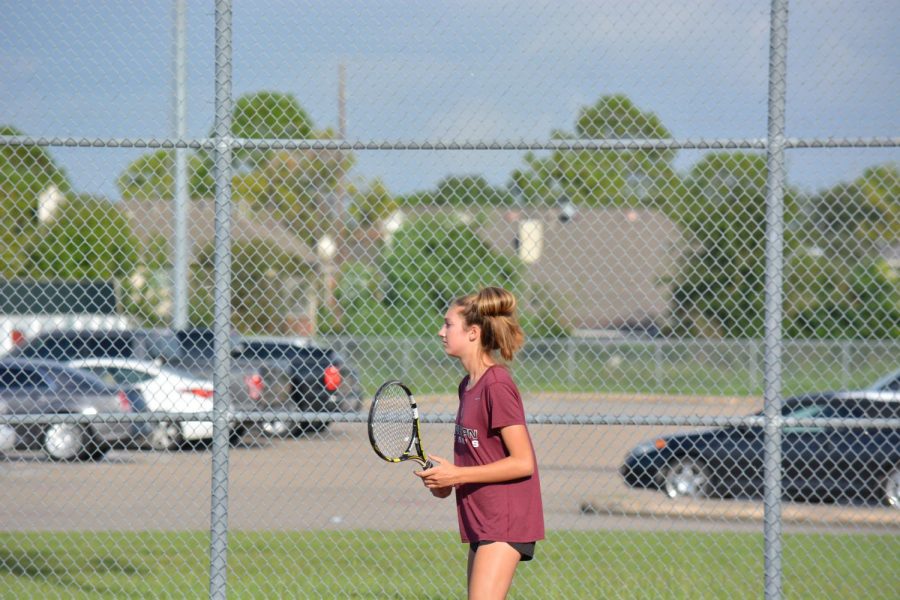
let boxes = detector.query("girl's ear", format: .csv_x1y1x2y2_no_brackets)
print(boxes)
467,324,480,342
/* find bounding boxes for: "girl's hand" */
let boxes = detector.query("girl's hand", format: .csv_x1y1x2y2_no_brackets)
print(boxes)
414,455,458,495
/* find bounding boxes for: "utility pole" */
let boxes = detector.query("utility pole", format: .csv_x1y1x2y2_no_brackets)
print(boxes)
338,62,347,142
322,63,349,324
172,0,190,330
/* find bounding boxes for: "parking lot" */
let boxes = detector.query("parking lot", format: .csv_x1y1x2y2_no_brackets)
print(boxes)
2,395,896,535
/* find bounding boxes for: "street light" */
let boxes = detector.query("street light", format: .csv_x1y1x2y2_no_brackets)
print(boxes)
316,234,338,331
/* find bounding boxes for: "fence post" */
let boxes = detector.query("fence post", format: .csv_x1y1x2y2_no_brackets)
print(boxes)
209,1,234,598
762,1,790,599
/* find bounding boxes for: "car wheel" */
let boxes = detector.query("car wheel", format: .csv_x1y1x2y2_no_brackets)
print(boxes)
884,466,900,509
262,420,290,437
229,425,246,446
149,422,183,451
664,457,712,499
44,423,99,461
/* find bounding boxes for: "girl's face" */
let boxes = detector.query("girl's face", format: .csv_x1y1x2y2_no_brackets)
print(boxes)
439,307,474,359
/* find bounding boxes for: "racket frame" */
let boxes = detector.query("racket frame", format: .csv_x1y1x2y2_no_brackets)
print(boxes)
368,380,433,469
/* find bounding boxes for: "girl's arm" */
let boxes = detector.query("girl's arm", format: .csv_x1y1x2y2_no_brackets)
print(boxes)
416,425,534,489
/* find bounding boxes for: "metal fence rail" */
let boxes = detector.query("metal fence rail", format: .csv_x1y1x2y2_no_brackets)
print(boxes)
0,1,898,599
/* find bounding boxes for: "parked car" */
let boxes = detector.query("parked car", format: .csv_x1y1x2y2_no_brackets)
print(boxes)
0,357,137,460
9,328,362,436
0,398,16,453
67,358,228,450
237,336,364,434
867,367,900,393
620,392,900,508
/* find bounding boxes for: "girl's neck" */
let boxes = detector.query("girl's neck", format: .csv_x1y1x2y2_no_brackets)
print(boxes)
464,355,495,389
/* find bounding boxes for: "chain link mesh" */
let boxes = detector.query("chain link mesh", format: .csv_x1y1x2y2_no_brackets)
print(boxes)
1,1,898,598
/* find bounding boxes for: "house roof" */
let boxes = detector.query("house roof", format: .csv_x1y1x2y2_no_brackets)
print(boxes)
120,199,316,264
484,207,681,331
395,205,683,332
120,199,682,332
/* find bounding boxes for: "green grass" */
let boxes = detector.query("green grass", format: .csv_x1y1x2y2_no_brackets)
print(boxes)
334,336,900,398
1,530,897,598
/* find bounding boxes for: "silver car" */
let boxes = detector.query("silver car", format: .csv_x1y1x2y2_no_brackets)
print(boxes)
0,358,136,461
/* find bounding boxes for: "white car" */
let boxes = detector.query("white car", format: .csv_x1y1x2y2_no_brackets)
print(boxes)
67,358,217,450
0,399,15,453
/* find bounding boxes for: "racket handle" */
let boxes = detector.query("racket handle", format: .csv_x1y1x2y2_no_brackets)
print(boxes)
423,459,434,470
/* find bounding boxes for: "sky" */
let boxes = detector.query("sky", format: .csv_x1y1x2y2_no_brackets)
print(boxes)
1,0,897,201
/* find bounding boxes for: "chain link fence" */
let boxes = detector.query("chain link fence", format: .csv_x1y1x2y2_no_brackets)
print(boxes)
1,1,898,598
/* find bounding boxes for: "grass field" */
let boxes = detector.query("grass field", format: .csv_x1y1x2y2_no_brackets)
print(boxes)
1,530,897,598
333,336,899,398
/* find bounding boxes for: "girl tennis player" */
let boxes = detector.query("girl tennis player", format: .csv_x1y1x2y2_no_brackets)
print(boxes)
416,286,544,600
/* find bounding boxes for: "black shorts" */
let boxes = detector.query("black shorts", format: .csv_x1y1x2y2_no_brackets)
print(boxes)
469,540,536,562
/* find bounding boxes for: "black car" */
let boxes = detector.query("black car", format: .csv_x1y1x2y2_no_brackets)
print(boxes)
620,392,900,508
868,367,900,393
236,336,363,434
0,357,141,460
7,328,359,436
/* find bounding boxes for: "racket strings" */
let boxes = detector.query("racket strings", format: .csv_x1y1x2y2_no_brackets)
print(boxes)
371,385,416,458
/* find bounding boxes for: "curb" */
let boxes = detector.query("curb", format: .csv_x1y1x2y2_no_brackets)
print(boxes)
579,498,900,528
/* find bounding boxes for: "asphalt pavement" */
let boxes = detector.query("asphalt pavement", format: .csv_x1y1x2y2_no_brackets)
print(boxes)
1,395,897,534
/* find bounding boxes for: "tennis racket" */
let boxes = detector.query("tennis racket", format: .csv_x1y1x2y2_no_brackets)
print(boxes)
368,380,433,469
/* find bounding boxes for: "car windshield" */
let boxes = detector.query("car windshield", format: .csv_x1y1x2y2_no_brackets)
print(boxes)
751,398,827,418
784,403,828,419
866,368,900,392
240,342,303,361
17,331,135,360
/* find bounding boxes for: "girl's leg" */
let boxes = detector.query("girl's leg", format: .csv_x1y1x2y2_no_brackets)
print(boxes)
467,542,521,600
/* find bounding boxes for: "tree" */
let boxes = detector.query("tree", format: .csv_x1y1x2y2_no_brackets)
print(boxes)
116,149,213,201
805,163,899,258
115,91,320,201
785,254,899,339
122,234,177,328
379,214,522,336
27,196,139,281
667,152,798,338
323,261,392,335
0,125,72,277
400,175,514,207
192,90,317,184
244,143,355,247
856,164,900,245
348,178,397,228
510,95,683,209
228,91,314,173
784,163,899,339
191,238,314,334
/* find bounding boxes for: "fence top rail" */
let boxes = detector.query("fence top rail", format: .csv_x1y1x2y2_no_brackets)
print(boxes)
1,134,898,151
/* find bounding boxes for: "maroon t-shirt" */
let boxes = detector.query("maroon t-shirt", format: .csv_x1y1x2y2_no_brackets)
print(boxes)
453,365,544,543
